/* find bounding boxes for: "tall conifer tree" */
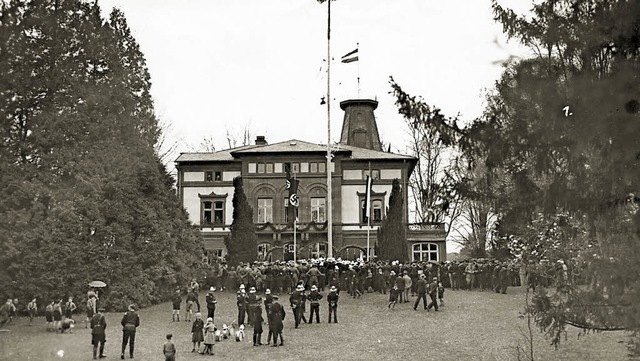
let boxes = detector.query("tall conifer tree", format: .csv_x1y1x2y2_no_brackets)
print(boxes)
377,179,407,261
224,177,258,265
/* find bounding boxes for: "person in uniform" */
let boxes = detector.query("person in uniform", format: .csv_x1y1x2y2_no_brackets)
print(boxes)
90,307,107,359
327,286,339,323
27,297,37,326
64,297,77,319
236,287,247,326
205,287,216,321
289,284,304,328
263,289,273,318
252,307,264,346
120,304,140,359
247,286,259,326
268,297,285,346
307,285,323,323
45,301,54,331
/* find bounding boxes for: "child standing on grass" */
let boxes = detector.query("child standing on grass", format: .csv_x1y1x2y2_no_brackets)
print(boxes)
163,334,176,361
27,298,37,326
45,301,54,331
191,313,204,353
388,285,399,309
202,318,216,355
172,290,181,322
438,281,445,307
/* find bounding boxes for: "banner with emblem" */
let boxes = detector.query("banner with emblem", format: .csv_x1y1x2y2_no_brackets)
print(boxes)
286,171,299,224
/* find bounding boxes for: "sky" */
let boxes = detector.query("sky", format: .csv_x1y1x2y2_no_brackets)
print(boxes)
97,0,533,162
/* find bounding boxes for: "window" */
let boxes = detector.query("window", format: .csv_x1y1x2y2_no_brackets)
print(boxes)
284,197,299,223
214,171,222,181
213,201,224,224
266,163,274,173
363,169,380,180
205,171,213,182
248,163,257,173
257,243,271,261
300,162,309,173
257,163,266,174
412,243,439,262
199,192,228,226
372,200,382,222
319,162,326,173
274,163,283,173
359,197,385,224
257,198,273,223
205,249,223,264
310,197,326,222
292,163,300,173
203,201,213,224
310,162,318,173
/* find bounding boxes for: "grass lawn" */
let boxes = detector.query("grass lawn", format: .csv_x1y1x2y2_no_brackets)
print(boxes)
0,286,630,360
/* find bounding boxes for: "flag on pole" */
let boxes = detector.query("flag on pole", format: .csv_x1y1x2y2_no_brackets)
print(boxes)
362,175,373,222
341,48,358,63
286,170,299,224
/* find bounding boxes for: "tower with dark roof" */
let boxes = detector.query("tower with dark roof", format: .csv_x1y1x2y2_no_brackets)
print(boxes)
339,99,383,151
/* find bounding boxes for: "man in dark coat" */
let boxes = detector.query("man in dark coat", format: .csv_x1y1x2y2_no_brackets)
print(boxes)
306,285,323,323
327,286,339,323
427,277,439,311
120,304,140,359
90,308,107,359
267,297,285,347
289,284,304,328
413,274,428,310
205,287,216,321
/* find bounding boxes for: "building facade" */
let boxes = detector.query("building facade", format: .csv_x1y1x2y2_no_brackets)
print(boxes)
175,99,446,262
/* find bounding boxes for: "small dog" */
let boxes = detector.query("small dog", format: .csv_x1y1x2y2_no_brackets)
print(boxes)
214,328,223,342
222,323,230,339
235,324,245,342
60,318,75,333
227,322,236,339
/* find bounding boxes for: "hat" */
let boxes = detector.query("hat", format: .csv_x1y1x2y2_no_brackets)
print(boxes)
265,289,271,295
210,286,215,291
239,284,245,290
433,277,438,280
249,287,256,293
296,285,304,291
129,304,137,311
206,317,213,323
311,285,317,291
330,286,337,292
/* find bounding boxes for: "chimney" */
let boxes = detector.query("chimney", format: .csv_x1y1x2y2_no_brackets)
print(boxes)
255,135,267,146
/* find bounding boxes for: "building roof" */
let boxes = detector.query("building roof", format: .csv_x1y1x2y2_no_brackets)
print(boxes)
230,139,349,155
176,139,417,164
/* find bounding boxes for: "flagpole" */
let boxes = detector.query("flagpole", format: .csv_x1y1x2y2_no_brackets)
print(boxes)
366,161,371,261
326,0,333,259
357,42,360,97
294,217,297,263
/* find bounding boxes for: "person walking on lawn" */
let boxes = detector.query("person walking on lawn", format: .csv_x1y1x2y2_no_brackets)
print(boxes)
427,277,439,311
120,304,140,359
90,307,107,359
413,274,428,310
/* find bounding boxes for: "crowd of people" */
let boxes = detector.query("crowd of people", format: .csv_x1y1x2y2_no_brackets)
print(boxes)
0,257,529,360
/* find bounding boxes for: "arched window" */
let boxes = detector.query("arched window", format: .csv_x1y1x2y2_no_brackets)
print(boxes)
412,243,439,262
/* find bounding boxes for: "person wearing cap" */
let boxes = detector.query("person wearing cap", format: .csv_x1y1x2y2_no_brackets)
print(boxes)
267,296,285,346
327,286,339,323
413,274,428,311
263,289,273,318
90,307,107,359
289,284,304,328
247,286,259,326
236,286,248,326
205,287,217,321
427,278,439,311
120,304,140,359
306,285,323,323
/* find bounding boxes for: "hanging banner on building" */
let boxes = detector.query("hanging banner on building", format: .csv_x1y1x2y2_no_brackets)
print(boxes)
286,169,299,223
362,175,373,222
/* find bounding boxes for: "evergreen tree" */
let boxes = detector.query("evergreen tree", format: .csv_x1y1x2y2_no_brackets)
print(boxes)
377,179,407,261
224,177,258,265
0,0,204,311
